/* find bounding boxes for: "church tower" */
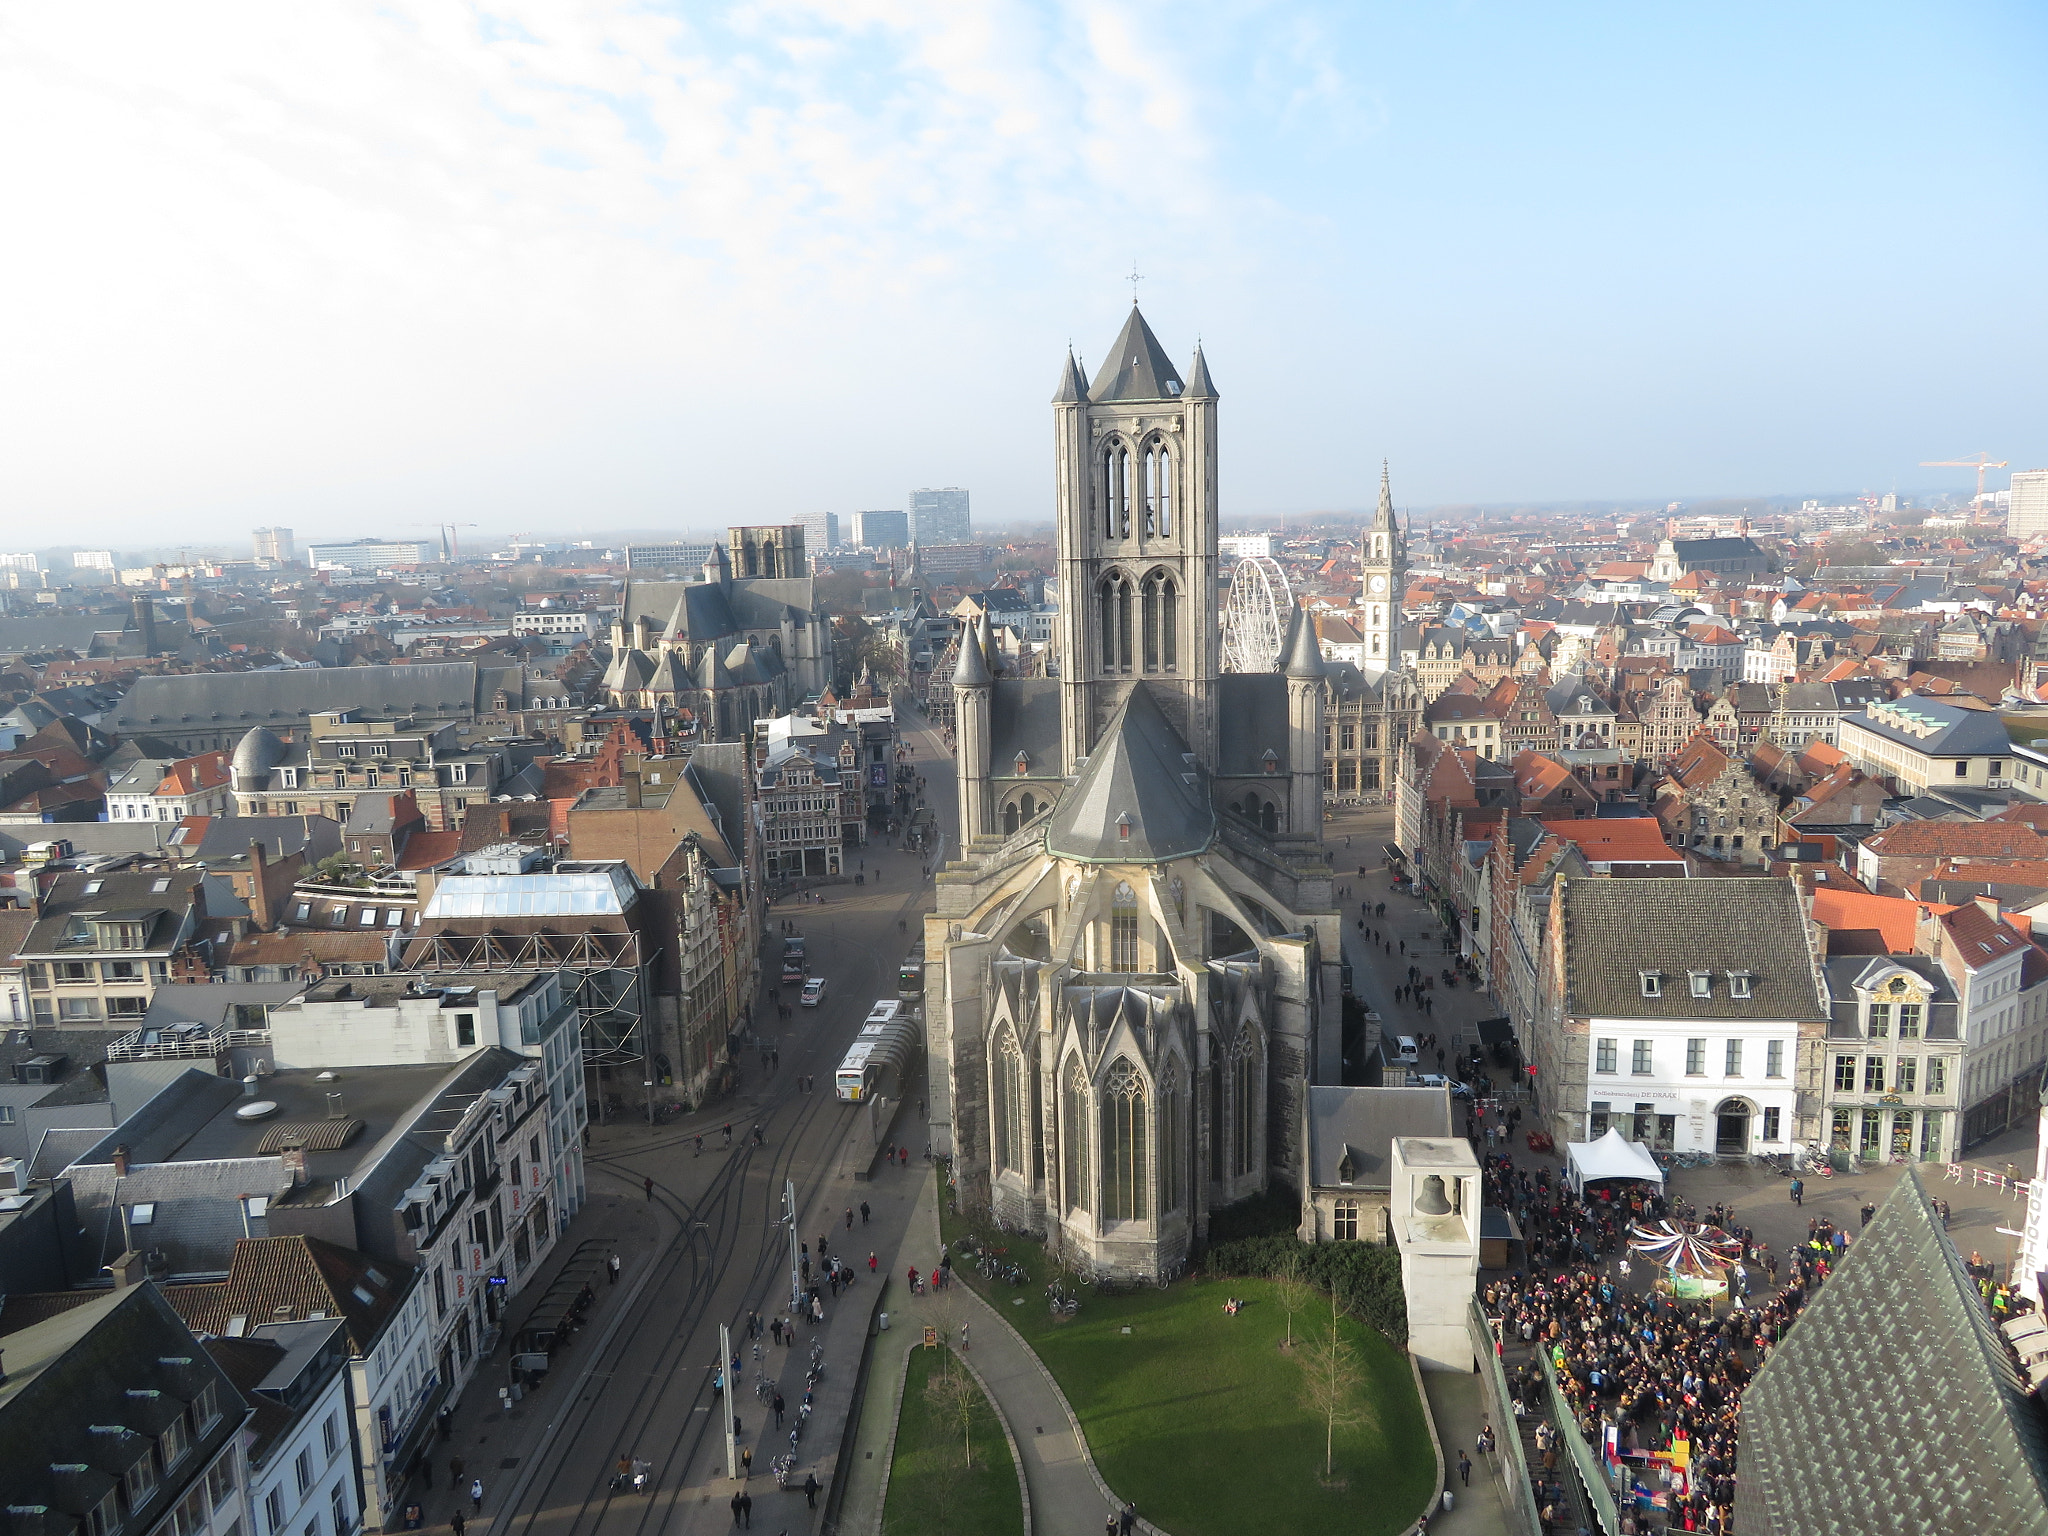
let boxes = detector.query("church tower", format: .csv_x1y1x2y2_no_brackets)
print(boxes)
1052,307,1220,771
1360,462,1405,678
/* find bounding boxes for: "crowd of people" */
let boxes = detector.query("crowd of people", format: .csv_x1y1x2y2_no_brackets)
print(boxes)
1479,1154,1846,1535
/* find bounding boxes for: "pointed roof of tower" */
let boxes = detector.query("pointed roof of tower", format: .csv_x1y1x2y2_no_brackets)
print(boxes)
1282,604,1326,679
1184,343,1217,398
1089,305,1186,403
952,614,992,688
1373,460,1396,529
1053,349,1089,404
1044,683,1215,864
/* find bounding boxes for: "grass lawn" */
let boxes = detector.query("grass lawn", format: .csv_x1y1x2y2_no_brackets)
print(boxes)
941,1196,1435,1536
882,1341,1023,1536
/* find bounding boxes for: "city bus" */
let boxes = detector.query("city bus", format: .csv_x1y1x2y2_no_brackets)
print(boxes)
835,1000,919,1102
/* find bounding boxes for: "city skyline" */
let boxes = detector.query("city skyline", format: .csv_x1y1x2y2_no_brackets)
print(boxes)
2,4,2042,545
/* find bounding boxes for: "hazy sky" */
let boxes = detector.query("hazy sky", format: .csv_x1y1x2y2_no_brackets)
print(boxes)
3,2,2043,549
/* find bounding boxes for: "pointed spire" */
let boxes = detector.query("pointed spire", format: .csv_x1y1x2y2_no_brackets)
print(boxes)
1053,348,1089,404
1283,604,1325,679
1184,342,1216,398
952,615,991,688
1373,460,1396,529
1088,306,1186,402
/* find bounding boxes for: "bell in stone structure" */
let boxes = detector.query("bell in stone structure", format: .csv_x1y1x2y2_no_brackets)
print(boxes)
1416,1174,1452,1216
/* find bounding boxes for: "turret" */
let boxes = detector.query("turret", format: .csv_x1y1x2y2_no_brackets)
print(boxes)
1282,606,1325,836
955,614,993,844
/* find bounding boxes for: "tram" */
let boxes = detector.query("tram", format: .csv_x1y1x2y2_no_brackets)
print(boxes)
834,1000,919,1102
898,947,924,998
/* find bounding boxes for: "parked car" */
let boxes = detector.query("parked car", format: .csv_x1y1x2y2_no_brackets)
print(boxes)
1409,1072,1473,1098
781,961,806,985
801,976,827,1008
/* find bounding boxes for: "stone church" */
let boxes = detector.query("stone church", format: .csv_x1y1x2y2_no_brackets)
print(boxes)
928,307,1346,1282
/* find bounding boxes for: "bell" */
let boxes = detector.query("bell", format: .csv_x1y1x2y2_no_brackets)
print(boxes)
1416,1174,1453,1216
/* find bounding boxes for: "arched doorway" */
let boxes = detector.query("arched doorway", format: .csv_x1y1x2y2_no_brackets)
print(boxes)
1714,1097,1753,1155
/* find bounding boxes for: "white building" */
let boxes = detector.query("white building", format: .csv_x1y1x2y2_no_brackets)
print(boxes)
2008,469,2048,541
105,749,236,822
510,610,598,639
1219,533,1273,559
73,549,115,570
225,1319,363,1536
306,540,439,573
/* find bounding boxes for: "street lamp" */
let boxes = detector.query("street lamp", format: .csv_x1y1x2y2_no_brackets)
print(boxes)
643,1079,654,1126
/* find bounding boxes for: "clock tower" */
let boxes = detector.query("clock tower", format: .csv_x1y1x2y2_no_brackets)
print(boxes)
1360,462,1404,678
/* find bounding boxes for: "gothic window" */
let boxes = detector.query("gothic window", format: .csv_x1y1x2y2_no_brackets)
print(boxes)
1063,1059,1091,1214
1098,573,1135,674
1101,1059,1148,1222
1110,882,1140,971
1159,1060,1183,1213
1140,570,1180,673
1141,437,1173,536
992,1026,1027,1175
1230,1030,1261,1178
1101,441,1131,540
1003,801,1019,836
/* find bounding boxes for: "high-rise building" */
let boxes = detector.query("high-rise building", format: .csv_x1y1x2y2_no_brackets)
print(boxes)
2010,470,2048,541
850,509,909,549
0,553,40,573
304,537,437,572
908,487,971,544
791,511,840,551
253,526,295,564
71,549,115,570
624,540,714,571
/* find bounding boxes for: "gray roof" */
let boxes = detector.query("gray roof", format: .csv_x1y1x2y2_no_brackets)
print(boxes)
1671,536,1768,561
1088,305,1185,402
1736,1170,2048,1536
1842,696,2011,758
1559,877,1827,1021
620,576,814,644
1213,673,1293,777
1183,343,1216,398
1304,1085,1453,1190
1822,956,1960,1041
110,663,479,737
1052,349,1088,404
1044,683,1214,864
178,815,342,868
1282,605,1325,679
952,616,992,687
988,678,1062,777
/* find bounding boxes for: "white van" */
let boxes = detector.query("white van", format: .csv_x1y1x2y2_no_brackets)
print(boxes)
1391,1035,1420,1067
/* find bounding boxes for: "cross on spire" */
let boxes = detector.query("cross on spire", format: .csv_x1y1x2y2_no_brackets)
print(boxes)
1127,261,1144,304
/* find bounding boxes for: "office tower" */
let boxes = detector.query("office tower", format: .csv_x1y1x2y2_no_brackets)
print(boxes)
624,541,714,571
253,526,295,563
2011,471,2048,540
791,511,840,551
850,510,909,549
71,550,115,570
908,487,971,544
303,537,438,572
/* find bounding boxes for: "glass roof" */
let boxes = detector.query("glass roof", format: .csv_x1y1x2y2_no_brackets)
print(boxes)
422,868,636,918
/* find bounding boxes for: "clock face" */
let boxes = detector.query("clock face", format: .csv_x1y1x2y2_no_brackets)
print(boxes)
1369,574,1387,594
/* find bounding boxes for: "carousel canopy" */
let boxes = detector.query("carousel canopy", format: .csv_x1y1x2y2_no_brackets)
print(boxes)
1629,1220,1743,1277
1565,1126,1665,1189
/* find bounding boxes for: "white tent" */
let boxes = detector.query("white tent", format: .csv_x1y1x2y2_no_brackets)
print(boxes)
1565,1127,1665,1190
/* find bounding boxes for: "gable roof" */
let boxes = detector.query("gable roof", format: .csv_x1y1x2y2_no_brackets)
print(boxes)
1043,683,1214,863
1736,1170,2048,1536
1560,877,1826,1020
163,1235,416,1355
1304,1085,1453,1190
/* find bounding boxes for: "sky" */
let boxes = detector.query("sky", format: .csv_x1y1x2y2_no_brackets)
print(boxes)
2,2,2044,550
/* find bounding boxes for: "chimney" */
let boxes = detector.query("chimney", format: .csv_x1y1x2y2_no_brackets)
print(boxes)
112,1144,130,1178
1975,894,2001,922
107,1250,147,1289
624,771,642,809
248,839,274,930
280,1144,307,1187
130,592,159,657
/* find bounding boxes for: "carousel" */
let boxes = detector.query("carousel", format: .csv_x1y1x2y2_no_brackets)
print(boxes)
1628,1219,1744,1303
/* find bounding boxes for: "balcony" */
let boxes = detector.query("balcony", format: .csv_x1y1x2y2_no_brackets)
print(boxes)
106,1022,271,1061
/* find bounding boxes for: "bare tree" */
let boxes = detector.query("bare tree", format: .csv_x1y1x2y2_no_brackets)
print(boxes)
924,1347,989,1469
1298,1294,1370,1481
1270,1256,1315,1350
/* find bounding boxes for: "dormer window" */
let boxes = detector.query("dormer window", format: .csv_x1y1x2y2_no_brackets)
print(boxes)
1116,812,1132,841
1640,971,1663,998
1261,749,1280,775
1689,971,1712,999
1015,751,1030,775
1728,972,1753,1000
1336,1150,1356,1186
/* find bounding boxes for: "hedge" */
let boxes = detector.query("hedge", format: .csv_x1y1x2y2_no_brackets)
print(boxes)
1202,1231,1409,1345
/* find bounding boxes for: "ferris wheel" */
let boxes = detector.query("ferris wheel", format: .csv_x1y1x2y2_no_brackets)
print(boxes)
1221,555,1294,673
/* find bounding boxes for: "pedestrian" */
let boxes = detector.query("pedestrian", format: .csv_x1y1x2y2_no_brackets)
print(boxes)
695,1135,703,1157
607,1252,621,1285
724,1123,732,1145
1119,1500,1137,1535
869,1251,878,1272
900,1145,909,1167
438,1406,454,1441
643,1175,654,1202
450,1456,464,1486
738,1489,752,1527
1458,1450,1471,1486
450,1513,465,1536
771,1316,783,1347
1860,1201,1875,1228
730,1491,743,1527
960,1321,970,1350
860,1200,871,1225
773,1391,785,1429
469,1479,483,1515
803,1473,821,1509
1790,1177,1803,1206
846,1206,854,1230
740,1446,752,1478
812,1293,825,1324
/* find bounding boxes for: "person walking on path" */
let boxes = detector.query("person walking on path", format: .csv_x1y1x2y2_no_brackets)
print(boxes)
1119,1501,1138,1535
643,1176,654,1202
1860,1201,1876,1228
845,1206,854,1230
1458,1450,1471,1486
1790,1177,1803,1206
607,1252,621,1284
469,1479,483,1515
802,1474,820,1509
773,1391,785,1429
730,1491,743,1527
860,1200,870,1225
449,1457,464,1489
450,1512,465,1536
740,1446,752,1479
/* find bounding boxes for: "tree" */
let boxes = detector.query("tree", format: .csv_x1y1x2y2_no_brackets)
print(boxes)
1270,1256,1314,1350
923,1348,988,1469
1297,1294,1370,1481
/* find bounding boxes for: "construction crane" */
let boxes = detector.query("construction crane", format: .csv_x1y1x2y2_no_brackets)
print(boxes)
1920,454,2008,502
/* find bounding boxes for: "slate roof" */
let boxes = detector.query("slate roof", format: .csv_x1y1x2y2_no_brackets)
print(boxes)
988,678,1062,779
1087,305,1186,402
1670,536,1768,562
1213,673,1293,777
1558,877,1827,1020
1843,696,2012,757
110,664,480,737
1304,1085,1453,1190
618,576,814,643
1822,955,1960,1040
1736,1170,2048,1536
1044,683,1214,863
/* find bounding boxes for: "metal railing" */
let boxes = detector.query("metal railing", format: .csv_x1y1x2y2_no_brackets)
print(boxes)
1536,1348,1622,1535
1467,1302,1543,1536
